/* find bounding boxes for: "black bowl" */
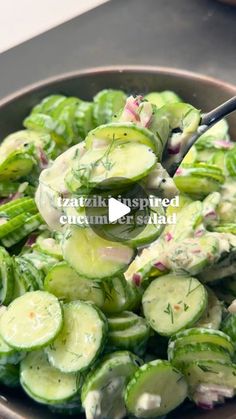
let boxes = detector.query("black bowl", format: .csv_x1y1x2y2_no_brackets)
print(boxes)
0,66,236,419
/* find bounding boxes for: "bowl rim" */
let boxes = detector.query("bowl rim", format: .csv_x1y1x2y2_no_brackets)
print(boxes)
0,65,235,108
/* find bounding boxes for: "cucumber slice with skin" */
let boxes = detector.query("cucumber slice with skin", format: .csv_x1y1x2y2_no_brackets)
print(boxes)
0,307,24,364
145,91,181,108
181,360,236,393
62,226,134,279
1,213,43,247
13,256,44,295
0,291,63,350
221,313,236,343
35,235,63,260
85,122,162,155
0,213,32,239
0,151,36,181
0,246,14,305
142,274,207,336
0,196,31,212
195,287,222,330
46,301,107,373
31,95,66,114
20,351,81,404
168,328,234,358
44,262,105,307
81,351,142,419
22,251,59,276
174,163,225,197
0,197,37,219
101,275,140,314
66,142,157,191
169,343,231,367
93,89,127,126
107,311,140,331
74,101,95,138
124,359,188,418
0,181,21,197
107,317,150,356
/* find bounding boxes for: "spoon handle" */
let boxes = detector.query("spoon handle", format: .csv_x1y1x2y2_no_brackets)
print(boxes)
165,95,236,177
201,95,236,127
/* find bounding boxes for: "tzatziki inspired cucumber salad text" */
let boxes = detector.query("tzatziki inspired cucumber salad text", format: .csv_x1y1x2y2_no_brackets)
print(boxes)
0,89,236,417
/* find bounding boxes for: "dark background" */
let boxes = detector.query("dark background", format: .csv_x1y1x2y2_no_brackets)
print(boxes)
0,0,236,100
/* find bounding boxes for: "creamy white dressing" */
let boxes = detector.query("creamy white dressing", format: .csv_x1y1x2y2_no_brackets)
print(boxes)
136,393,161,410
83,378,127,419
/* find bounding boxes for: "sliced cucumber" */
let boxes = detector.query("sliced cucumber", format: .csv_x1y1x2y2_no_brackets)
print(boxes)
20,351,81,404
142,274,207,336
62,226,134,279
182,360,236,392
93,89,127,125
0,181,21,197
168,328,234,357
107,311,140,331
171,200,203,241
66,141,157,191
13,256,44,296
0,246,14,305
46,301,107,373
195,118,229,151
104,200,165,247
22,251,59,276
0,197,37,219
75,101,95,138
213,223,236,234
44,262,105,307
124,359,188,418
0,151,36,181
107,316,150,356
174,163,224,197
0,291,63,350
0,307,23,364
195,287,222,330
0,363,19,387
0,212,31,239
1,213,43,247
31,95,66,114
170,342,231,367
101,275,140,314
85,122,162,155
145,91,181,108
35,235,63,259
168,234,220,276
221,313,236,343
81,351,141,419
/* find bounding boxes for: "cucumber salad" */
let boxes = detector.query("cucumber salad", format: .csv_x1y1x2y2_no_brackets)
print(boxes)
0,88,236,418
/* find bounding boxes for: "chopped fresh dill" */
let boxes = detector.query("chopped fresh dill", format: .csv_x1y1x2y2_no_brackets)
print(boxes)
164,303,174,324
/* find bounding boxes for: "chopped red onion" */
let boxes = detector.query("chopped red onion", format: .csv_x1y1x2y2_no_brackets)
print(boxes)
132,273,141,286
214,140,234,149
195,229,205,237
154,261,167,271
175,168,183,175
204,210,217,220
166,232,173,242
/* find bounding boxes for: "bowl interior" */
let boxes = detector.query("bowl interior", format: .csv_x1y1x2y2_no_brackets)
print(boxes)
0,66,236,139
0,67,236,419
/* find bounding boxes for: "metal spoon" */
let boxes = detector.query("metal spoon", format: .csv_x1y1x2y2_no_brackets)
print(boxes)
163,95,236,176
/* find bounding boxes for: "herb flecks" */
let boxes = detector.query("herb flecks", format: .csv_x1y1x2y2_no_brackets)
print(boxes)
164,303,174,324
